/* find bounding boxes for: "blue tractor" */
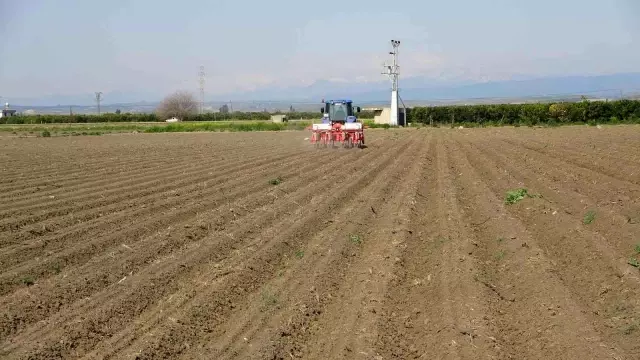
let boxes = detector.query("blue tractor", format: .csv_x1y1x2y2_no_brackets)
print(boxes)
311,99,365,148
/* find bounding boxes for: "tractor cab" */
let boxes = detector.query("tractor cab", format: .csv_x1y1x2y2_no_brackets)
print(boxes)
321,100,361,124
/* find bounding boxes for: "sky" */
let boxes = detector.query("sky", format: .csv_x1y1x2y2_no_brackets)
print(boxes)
1,0,639,102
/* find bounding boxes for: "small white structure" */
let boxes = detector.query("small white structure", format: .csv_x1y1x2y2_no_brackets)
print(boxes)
369,107,407,126
271,114,287,123
0,103,17,118
165,117,180,123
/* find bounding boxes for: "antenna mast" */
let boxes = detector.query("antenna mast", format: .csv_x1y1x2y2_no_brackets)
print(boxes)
382,40,401,126
199,66,205,114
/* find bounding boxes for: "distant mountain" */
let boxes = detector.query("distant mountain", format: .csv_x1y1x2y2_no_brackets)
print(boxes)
8,73,640,108
396,73,640,101
221,76,477,102
219,73,640,103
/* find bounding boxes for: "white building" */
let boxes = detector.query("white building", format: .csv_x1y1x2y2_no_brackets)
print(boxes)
0,103,17,118
365,107,407,126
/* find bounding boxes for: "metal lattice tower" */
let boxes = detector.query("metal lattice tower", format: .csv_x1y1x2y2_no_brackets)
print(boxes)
382,40,401,126
199,66,205,114
383,40,400,90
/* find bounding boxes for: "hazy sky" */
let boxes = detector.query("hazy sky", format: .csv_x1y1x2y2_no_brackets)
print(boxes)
1,0,639,100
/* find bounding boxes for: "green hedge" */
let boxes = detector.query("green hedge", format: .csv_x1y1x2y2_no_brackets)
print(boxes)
9,100,640,126
0,110,375,124
408,100,640,126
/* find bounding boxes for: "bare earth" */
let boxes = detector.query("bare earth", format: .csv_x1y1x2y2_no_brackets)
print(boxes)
1,126,640,359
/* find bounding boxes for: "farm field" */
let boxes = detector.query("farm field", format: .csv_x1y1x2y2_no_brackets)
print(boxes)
1,126,640,359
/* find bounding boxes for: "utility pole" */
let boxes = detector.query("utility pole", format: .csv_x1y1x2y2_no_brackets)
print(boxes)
382,40,401,126
199,66,205,114
95,92,103,115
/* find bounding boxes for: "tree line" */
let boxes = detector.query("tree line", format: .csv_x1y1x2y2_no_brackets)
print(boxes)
4,92,640,126
0,111,378,124
407,99,640,126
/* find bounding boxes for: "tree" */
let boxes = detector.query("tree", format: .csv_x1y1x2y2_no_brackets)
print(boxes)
115,109,121,115
219,104,229,113
549,103,569,122
156,91,198,120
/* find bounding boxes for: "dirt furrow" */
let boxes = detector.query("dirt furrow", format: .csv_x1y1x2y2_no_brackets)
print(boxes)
0,149,185,187
202,132,431,360
2,128,640,359
1,134,414,359
446,133,622,359
498,136,640,187
499,126,640,160
295,133,430,360
499,133,640,168
0,134,278,188
0,138,282,202
0,137,389,343
0,146,370,342
0,144,299,224
0,148,307,251
479,137,640,257
377,135,496,359
77,135,419,360
0,145,225,194
0,144,361,297
456,134,640,357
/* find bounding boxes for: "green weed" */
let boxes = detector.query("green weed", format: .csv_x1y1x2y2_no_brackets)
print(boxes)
268,176,283,185
21,276,35,286
583,210,596,225
628,258,640,268
505,188,535,205
295,250,304,259
634,244,640,254
349,234,363,245
261,289,279,307
495,250,506,260
41,130,51,137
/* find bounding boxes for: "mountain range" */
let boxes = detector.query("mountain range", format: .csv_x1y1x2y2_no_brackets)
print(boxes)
7,73,640,108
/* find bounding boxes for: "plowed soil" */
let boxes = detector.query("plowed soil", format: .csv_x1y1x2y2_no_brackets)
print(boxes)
1,126,640,360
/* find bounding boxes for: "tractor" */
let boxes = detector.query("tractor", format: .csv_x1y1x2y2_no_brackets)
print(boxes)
310,99,365,148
